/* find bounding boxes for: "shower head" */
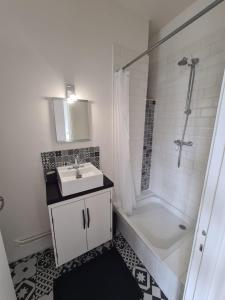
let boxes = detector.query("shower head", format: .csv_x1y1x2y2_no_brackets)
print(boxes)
178,57,188,66
191,58,199,65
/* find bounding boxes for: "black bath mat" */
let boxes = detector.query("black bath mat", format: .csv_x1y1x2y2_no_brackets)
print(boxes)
54,247,143,300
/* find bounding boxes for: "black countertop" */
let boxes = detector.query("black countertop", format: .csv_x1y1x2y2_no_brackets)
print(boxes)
46,173,114,206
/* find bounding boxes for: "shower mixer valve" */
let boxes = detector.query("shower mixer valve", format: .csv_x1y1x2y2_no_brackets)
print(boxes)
184,108,192,115
174,140,193,148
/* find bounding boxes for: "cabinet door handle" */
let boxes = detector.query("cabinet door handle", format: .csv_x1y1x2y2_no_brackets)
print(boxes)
87,208,90,228
82,209,86,230
0,196,5,212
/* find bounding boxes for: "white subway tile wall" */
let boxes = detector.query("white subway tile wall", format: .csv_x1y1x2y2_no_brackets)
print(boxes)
149,27,225,221
113,44,148,195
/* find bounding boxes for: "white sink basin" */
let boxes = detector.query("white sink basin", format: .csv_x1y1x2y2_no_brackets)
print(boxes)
57,163,103,196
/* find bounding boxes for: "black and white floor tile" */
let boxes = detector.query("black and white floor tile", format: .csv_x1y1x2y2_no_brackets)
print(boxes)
10,234,167,300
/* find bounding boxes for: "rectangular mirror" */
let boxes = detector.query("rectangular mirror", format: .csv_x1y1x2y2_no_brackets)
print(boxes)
53,99,91,142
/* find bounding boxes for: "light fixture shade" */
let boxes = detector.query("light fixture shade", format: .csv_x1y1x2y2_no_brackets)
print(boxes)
66,84,77,102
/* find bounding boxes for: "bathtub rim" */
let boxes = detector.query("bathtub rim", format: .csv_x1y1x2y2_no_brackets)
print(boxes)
116,210,185,300
137,191,195,227
114,197,194,261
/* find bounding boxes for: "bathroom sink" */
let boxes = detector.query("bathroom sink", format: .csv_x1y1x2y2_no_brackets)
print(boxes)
57,163,103,196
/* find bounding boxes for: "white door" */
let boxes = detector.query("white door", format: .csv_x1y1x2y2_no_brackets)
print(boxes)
0,197,17,300
193,144,225,300
184,71,225,299
51,199,87,266
85,192,111,251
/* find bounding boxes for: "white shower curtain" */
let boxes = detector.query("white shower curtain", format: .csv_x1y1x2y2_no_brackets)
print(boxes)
113,70,136,215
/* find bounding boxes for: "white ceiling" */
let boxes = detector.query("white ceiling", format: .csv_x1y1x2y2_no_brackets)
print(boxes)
116,0,197,33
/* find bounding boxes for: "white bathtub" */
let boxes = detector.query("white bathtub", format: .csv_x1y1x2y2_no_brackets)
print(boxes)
115,194,194,300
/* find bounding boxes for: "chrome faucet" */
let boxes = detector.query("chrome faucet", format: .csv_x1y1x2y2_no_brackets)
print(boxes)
76,168,82,179
74,155,79,168
174,140,193,147
74,155,82,178
66,155,80,169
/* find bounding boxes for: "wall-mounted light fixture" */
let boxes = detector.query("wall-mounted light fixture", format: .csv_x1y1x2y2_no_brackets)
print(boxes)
66,84,78,103
47,83,91,143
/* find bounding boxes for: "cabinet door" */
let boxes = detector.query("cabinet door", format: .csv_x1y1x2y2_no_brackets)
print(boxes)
85,192,111,251
51,200,87,266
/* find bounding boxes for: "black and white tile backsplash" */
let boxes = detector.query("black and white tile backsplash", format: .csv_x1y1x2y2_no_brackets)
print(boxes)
141,99,155,191
41,147,100,177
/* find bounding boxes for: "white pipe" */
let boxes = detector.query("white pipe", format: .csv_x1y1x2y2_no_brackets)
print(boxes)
15,231,51,246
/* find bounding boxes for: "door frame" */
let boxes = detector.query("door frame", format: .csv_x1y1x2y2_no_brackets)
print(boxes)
0,229,17,300
184,70,225,299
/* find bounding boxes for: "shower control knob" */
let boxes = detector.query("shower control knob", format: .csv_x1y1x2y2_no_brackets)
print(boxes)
202,230,207,236
199,244,204,252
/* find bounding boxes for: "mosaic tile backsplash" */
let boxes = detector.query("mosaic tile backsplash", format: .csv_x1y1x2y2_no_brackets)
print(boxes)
141,99,155,191
41,147,100,177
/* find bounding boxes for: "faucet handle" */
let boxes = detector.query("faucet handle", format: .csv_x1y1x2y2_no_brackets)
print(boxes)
183,141,193,146
74,154,80,167
174,140,181,146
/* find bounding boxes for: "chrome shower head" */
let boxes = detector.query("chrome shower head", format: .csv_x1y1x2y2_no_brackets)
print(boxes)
191,58,199,65
178,57,188,66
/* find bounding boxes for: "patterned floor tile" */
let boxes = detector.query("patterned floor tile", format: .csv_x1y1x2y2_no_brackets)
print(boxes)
133,265,150,291
10,234,167,300
113,234,127,249
144,293,153,300
118,245,141,270
15,279,35,300
37,291,53,300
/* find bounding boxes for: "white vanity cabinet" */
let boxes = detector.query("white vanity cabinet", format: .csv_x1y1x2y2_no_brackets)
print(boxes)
48,190,112,267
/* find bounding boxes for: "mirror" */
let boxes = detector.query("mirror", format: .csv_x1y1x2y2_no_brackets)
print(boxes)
53,99,91,142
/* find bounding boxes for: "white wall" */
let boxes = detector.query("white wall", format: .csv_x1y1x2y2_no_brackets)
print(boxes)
149,0,225,221
0,0,148,262
113,44,148,195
